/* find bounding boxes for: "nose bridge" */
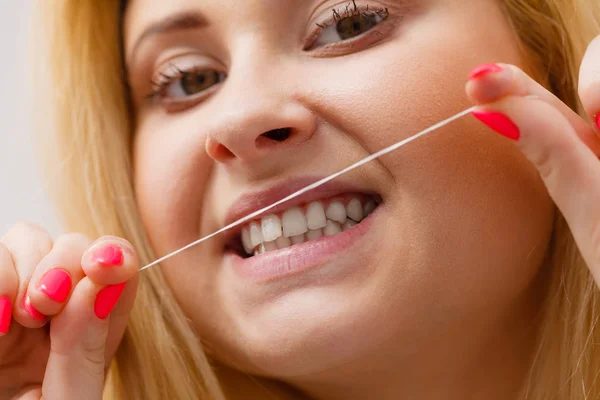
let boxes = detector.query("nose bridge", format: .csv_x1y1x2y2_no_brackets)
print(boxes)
225,57,286,130
205,47,316,165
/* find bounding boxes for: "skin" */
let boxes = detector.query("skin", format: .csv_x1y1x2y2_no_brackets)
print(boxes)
125,0,552,398
0,1,599,399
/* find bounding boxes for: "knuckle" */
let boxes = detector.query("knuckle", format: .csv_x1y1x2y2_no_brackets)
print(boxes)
53,233,93,251
526,129,574,183
1,223,54,268
9,222,53,251
528,145,555,181
11,221,46,236
0,243,17,294
0,242,14,268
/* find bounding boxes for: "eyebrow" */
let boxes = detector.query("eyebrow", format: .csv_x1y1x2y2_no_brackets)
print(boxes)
127,11,209,64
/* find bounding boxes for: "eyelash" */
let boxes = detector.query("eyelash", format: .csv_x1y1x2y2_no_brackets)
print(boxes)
146,1,394,104
328,1,389,29
305,1,391,52
147,65,193,100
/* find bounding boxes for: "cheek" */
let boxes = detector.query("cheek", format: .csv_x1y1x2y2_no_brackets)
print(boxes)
133,115,213,256
304,5,554,308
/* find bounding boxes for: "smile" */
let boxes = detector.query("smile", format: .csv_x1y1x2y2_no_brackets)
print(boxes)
229,194,380,258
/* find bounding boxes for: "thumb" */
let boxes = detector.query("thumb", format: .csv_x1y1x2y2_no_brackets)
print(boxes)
41,277,130,400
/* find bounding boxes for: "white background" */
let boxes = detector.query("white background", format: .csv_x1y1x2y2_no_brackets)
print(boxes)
0,1,61,236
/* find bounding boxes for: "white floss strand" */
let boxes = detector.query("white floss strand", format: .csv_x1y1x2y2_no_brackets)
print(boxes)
139,104,479,271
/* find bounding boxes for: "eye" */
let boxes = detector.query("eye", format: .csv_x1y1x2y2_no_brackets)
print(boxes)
163,69,227,99
308,4,389,49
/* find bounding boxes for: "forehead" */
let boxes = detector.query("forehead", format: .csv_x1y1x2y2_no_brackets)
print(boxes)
122,0,312,65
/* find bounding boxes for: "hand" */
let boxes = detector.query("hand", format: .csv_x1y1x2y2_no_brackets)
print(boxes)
465,35,600,283
0,223,139,400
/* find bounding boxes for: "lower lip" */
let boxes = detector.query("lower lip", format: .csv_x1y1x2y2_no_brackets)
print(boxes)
226,206,379,283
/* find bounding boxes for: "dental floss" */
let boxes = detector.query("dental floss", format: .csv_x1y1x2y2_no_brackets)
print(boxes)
139,105,479,271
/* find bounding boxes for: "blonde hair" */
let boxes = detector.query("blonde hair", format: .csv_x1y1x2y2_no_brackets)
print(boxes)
31,1,600,399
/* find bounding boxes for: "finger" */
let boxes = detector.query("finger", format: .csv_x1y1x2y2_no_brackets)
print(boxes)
42,277,128,400
0,243,17,335
80,236,140,361
1,223,53,327
466,63,600,155
26,233,91,317
579,35,600,132
80,236,140,286
470,95,600,282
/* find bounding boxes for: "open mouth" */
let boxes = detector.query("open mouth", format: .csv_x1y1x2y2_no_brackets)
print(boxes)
226,193,382,258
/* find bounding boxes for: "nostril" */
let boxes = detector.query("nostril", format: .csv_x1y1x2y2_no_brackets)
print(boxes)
262,128,292,142
206,135,235,161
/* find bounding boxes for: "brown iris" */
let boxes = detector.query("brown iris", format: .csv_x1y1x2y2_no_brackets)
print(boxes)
179,70,222,96
336,13,379,40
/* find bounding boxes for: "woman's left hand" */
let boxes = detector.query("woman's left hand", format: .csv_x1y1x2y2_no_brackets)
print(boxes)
465,35,600,283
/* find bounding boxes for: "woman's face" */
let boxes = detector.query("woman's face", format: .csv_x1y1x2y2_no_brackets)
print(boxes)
125,0,554,387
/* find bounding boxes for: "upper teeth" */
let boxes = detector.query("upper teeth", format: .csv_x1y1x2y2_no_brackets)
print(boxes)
240,197,377,255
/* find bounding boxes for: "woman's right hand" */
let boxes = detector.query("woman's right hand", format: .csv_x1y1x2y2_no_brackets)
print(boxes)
0,223,139,400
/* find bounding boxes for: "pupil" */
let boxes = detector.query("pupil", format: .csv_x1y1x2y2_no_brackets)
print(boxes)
182,71,216,95
337,15,377,40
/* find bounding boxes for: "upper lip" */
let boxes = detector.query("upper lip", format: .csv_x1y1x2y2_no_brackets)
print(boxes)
223,176,378,232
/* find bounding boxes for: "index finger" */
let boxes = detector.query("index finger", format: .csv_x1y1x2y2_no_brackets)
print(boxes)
579,34,600,130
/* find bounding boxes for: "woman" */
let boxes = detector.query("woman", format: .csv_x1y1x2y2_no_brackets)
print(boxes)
1,0,599,398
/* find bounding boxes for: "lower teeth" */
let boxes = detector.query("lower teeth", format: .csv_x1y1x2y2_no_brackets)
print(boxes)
251,216,364,256
246,197,380,257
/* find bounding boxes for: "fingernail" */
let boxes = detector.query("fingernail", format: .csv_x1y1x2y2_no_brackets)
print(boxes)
472,110,521,140
94,283,126,319
0,296,11,334
91,245,123,267
468,63,504,80
22,289,46,321
38,269,72,303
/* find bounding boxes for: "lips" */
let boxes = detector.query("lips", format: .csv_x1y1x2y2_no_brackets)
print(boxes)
223,178,381,259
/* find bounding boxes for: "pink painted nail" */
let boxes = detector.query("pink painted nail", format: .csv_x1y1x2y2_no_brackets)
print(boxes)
468,63,504,80
91,245,124,267
596,114,600,130
39,269,72,303
472,110,520,140
94,283,126,319
22,289,46,321
0,296,11,334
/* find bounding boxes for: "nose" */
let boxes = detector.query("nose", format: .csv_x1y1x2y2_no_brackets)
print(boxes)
205,74,317,165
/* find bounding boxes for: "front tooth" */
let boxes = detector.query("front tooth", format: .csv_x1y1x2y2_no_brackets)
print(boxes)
346,198,363,222
261,214,282,242
249,222,264,246
324,220,342,236
306,201,327,229
343,220,357,231
306,229,323,240
291,234,305,244
276,236,291,249
263,241,277,252
363,200,376,217
282,207,308,237
241,227,254,254
256,243,266,255
326,201,347,224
